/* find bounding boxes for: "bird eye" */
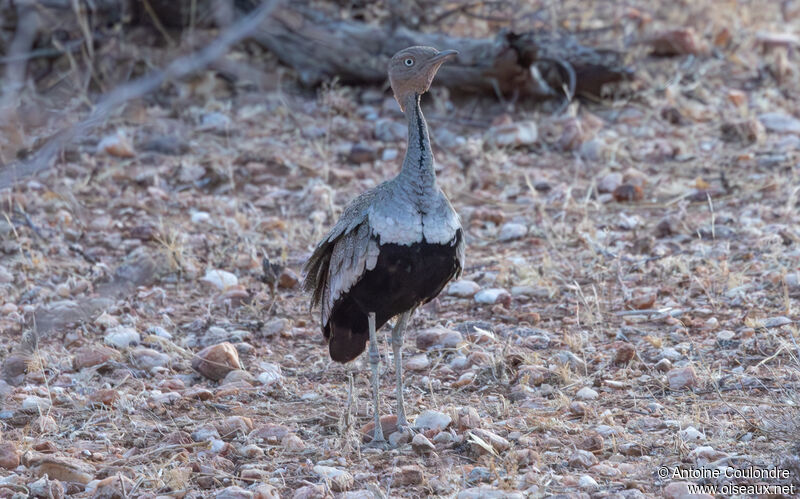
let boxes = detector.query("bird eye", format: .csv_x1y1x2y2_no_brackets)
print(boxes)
404,58,414,67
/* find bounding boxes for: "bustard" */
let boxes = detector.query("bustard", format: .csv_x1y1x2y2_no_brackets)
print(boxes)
303,46,464,445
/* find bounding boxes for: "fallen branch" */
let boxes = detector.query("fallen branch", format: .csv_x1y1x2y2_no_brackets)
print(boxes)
0,0,280,190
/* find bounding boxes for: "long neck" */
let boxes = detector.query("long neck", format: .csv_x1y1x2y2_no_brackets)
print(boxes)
398,93,436,189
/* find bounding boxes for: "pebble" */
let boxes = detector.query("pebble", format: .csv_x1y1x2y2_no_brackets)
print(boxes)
374,118,406,142
664,481,713,499
415,327,464,350
0,442,19,469
94,312,119,329
575,387,599,400
97,130,135,157
412,433,435,454
469,428,510,454
474,288,511,305
22,396,52,412
312,465,353,492
654,358,672,372
192,342,241,381
688,445,728,464
381,148,398,161
405,353,430,371
0,266,13,283
447,280,480,297
28,475,65,499
104,326,140,349
680,426,705,441
457,486,524,499
598,172,623,193
222,369,256,386
578,475,598,489
347,143,376,164
759,112,800,134
131,347,170,371
660,347,682,361
613,342,636,364
667,366,698,390
395,465,424,485
486,120,538,147
199,112,232,132
140,135,189,155
786,272,800,289
24,452,94,484
413,410,452,431
497,222,527,242
201,269,238,291
191,211,212,224
763,316,792,328
257,362,283,387
568,449,598,468
215,485,253,499
281,433,306,452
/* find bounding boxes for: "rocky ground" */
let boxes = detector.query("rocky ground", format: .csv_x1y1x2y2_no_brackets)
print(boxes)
0,1,799,498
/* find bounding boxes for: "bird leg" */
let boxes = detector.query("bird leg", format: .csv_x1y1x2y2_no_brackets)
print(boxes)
392,310,412,428
367,312,385,445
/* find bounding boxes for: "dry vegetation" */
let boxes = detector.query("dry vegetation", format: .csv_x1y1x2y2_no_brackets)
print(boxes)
0,0,799,497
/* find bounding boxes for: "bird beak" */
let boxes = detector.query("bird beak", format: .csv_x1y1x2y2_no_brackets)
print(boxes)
428,49,459,65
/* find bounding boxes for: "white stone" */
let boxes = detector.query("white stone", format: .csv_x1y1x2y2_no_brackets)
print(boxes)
413,410,452,431
257,362,283,387
759,112,800,134
474,288,510,304
576,387,599,400
597,172,623,193
497,222,527,242
201,269,238,291
680,426,705,441
104,326,140,349
312,465,353,491
447,280,480,297
405,354,430,371
22,395,52,412
486,121,538,147
578,475,599,489
191,211,211,224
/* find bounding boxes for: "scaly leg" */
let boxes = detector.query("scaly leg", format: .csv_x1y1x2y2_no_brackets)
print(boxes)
392,310,412,428
367,312,385,444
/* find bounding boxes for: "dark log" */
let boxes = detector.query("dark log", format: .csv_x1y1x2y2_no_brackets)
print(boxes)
245,4,633,98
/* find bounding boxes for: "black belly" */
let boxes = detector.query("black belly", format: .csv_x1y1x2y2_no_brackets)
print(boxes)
325,230,462,363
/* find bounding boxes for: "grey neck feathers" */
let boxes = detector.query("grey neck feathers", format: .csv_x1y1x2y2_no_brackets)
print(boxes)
397,93,436,191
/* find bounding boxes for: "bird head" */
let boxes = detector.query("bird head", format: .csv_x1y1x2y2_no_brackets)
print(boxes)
388,46,458,112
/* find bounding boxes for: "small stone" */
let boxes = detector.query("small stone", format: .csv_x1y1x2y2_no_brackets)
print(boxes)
469,428,510,455
412,433,435,454
347,143,376,164
577,432,604,452
497,222,527,242
28,475,65,499
92,475,136,498
34,415,58,434
278,268,300,289
680,426,705,441
688,445,728,464
786,273,800,289
486,120,538,147
649,28,705,56
200,112,232,132
569,402,586,416
474,288,511,305
613,342,635,365
759,112,800,135
222,369,256,386
667,366,698,390
250,424,291,444
88,389,118,407
374,118,406,142
627,289,657,309
448,280,480,297
215,416,254,440
140,136,189,155
97,130,135,158
575,387,599,400
619,442,648,456
457,487,524,499
257,362,283,387
281,433,306,452
201,269,238,291
131,347,170,371
104,326,140,349
23,452,94,484
94,312,119,329
0,266,13,283
414,410,452,431
763,316,792,328
191,211,212,224
613,183,644,202
578,475,598,489
192,342,241,381
22,396,52,412
0,442,19,469
253,484,281,499
405,353,430,371
381,148,398,161
312,465,353,492
215,485,253,499
395,465,424,486
568,449,598,469
415,327,464,350
598,172,623,193
292,485,326,499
